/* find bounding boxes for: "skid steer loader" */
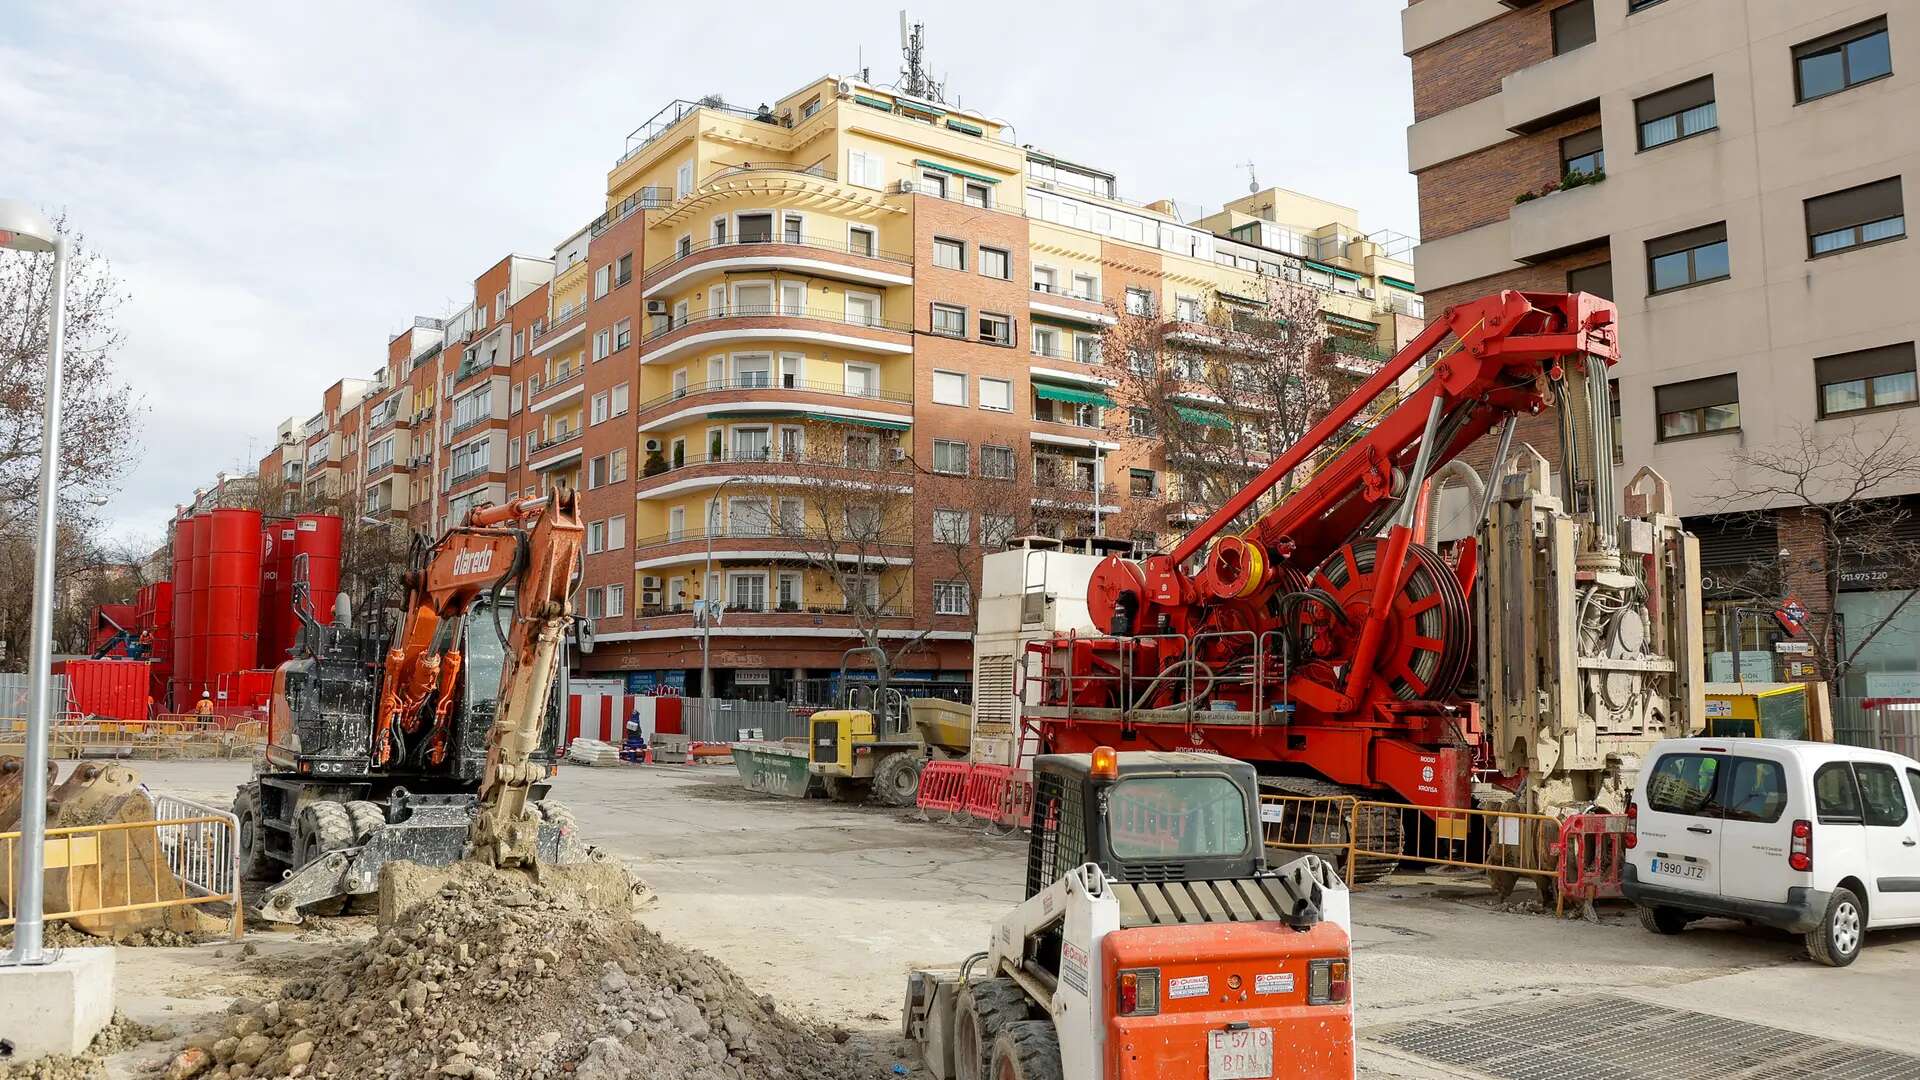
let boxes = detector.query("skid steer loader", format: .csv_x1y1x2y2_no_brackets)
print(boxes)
904,749,1354,1080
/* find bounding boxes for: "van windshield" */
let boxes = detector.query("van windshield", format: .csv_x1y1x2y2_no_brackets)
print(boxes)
1106,776,1248,860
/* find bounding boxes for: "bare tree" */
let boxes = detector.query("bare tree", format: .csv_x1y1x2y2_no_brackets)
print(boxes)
915,443,1084,631
1099,282,1341,531
1712,423,1920,683
0,214,141,532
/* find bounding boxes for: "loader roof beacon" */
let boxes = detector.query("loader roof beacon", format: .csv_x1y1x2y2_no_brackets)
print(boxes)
240,486,591,921
905,749,1355,1079
1025,290,1703,874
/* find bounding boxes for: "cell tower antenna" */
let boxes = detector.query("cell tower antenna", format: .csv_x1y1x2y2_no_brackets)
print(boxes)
896,11,944,102
1239,160,1259,194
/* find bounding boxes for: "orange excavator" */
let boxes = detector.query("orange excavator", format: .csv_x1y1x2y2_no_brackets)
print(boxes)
240,487,591,920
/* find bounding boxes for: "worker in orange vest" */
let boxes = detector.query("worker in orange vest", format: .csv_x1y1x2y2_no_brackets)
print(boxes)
195,692,214,719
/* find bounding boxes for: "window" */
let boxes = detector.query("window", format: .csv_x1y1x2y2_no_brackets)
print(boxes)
782,213,803,245
845,291,881,326
1071,273,1097,301
932,304,967,337
593,265,610,299
1806,177,1905,257
933,509,970,544
844,503,880,540
1075,336,1102,364
1174,295,1202,323
979,247,1010,280
1646,753,1720,816
604,584,625,618
1033,326,1060,358
668,507,686,541
587,520,608,553
737,212,772,244
509,384,523,413
611,383,629,416
963,181,991,209
848,226,876,257
1816,343,1918,416
1717,758,1788,823
1655,374,1740,440
593,328,611,361
932,369,968,405
1107,776,1249,861
1124,287,1154,316
591,392,610,425
981,444,1014,479
777,571,802,610
729,573,768,612
677,235,692,259
1646,222,1729,293
934,581,970,615
1129,468,1157,497
1815,761,1864,822
507,437,520,467
777,497,802,534
731,426,771,461
1855,762,1910,826
512,331,524,359
1566,262,1613,300
843,362,879,399
675,160,693,198
1908,768,1920,814
1551,0,1595,55
728,496,771,537
932,439,969,475
979,378,1012,412
587,455,609,489
733,353,771,388
585,586,605,619
1032,265,1057,294
933,237,965,270
799,95,821,120
610,448,628,483
979,312,1012,346
847,149,883,189
1794,17,1892,104
841,573,880,613
1636,77,1717,150
982,513,1016,548
1628,0,1667,10
1129,408,1158,437
920,171,948,199
613,318,631,352
1560,127,1604,177
712,217,728,245
614,252,633,287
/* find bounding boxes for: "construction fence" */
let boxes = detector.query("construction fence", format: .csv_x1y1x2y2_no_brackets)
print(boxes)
13,716,268,760
680,698,810,744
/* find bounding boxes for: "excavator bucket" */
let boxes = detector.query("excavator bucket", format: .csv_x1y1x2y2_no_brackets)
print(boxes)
0,763,225,939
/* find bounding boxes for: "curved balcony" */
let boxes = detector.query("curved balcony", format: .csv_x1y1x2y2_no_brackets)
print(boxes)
633,447,913,498
642,233,913,298
630,525,914,570
634,377,912,431
641,305,913,365
1029,283,1115,326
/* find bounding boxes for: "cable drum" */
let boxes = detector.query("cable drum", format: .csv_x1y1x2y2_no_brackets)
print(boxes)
1309,539,1473,703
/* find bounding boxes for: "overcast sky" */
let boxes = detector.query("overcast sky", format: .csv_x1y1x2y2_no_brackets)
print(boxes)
4,1,1415,544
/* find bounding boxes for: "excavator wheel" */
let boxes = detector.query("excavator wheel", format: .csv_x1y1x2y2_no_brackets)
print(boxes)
293,801,355,916
233,782,274,880
342,800,387,844
954,977,1034,1080
990,1021,1063,1080
871,754,922,808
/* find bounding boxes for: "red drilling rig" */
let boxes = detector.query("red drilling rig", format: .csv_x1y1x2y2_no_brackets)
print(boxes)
1023,290,1702,871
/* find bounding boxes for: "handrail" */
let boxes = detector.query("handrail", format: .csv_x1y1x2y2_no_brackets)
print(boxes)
645,305,912,342
637,447,911,481
529,428,582,454
637,377,912,413
645,231,913,277
633,524,914,549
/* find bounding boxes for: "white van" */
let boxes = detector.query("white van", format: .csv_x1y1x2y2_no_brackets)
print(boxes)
1624,737,1920,967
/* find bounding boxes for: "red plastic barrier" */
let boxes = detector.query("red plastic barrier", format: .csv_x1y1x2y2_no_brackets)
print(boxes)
963,764,1013,822
916,761,972,813
1556,813,1628,904
999,769,1035,829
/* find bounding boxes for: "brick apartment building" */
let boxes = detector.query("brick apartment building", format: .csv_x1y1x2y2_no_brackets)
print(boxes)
1403,1,1920,731
246,73,1425,702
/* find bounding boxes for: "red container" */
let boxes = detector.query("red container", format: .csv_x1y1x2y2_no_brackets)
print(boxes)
189,515,213,696
261,521,299,665
170,516,198,708
53,658,152,722
294,514,344,625
89,604,138,656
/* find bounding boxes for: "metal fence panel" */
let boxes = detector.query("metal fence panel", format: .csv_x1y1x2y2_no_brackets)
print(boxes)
0,672,68,722
682,698,809,742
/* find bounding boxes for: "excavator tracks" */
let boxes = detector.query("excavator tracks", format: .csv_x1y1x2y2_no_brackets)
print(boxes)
1258,776,1403,884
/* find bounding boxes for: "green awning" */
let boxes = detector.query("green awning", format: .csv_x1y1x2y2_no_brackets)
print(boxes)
895,99,946,117
914,158,1000,184
1325,314,1379,332
1381,276,1417,292
1174,406,1233,429
1305,259,1363,282
801,413,910,432
945,118,984,136
1033,384,1114,408
852,94,893,111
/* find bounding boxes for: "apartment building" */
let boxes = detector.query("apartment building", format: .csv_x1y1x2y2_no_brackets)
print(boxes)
1404,1,1918,719
249,73,1422,703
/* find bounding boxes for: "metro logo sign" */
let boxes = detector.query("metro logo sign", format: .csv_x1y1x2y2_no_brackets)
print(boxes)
451,549,495,577
1775,596,1809,636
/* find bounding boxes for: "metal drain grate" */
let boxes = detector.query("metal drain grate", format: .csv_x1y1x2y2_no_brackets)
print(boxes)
1370,995,1920,1080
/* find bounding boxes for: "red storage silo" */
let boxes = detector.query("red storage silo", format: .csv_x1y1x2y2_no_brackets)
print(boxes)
259,520,299,665
202,508,264,703
170,516,197,710
294,513,344,625
189,515,213,701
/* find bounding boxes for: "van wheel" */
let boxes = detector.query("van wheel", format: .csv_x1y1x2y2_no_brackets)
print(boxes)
1806,887,1864,967
1638,904,1690,935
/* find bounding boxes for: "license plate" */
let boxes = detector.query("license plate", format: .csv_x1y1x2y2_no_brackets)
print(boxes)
1208,1028,1273,1080
1649,856,1706,881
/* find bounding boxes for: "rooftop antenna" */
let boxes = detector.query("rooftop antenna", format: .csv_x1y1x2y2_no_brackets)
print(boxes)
897,10,944,102
1239,160,1260,194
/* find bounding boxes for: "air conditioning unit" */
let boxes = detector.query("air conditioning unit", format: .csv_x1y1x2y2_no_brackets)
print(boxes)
644,438,662,453
835,78,856,98
889,447,908,462
1360,287,1376,299
646,299,669,316
893,179,918,194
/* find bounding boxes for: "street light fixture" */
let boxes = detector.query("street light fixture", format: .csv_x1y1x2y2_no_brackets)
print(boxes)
700,474,755,720
0,200,68,968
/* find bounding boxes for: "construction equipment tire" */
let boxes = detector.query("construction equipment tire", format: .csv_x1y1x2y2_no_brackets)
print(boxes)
294,801,355,916
342,800,386,844
233,782,274,880
953,977,1032,1080
990,1021,1063,1080
823,776,873,805
872,753,922,808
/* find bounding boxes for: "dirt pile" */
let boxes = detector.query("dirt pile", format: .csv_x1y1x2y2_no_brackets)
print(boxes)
0,1014,167,1080
167,863,863,1080
0,923,211,949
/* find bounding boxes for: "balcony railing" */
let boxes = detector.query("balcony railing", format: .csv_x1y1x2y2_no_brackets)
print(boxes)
1031,282,1102,303
704,159,833,186
646,231,913,278
529,365,584,401
449,413,496,438
638,377,912,414
529,429,582,456
1033,474,1118,496
632,524,912,550
591,188,673,236
638,446,909,479
636,601,909,620
616,98,783,167
644,305,912,343
530,308,586,348
447,465,494,490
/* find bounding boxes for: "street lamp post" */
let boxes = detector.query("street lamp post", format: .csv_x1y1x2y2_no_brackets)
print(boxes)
0,201,69,967
699,475,754,723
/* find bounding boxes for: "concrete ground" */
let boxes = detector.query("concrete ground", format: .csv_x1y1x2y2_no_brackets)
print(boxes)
119,759,1920,1078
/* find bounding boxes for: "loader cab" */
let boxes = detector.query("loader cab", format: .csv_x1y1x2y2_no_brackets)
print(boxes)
1025,749,1263,899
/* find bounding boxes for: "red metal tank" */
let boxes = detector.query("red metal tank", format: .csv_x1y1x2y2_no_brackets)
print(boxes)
293,513,344,625
189,515,213,701
257,522,283,666
267,520,299,663
202,508,264,704
171,516,199,707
